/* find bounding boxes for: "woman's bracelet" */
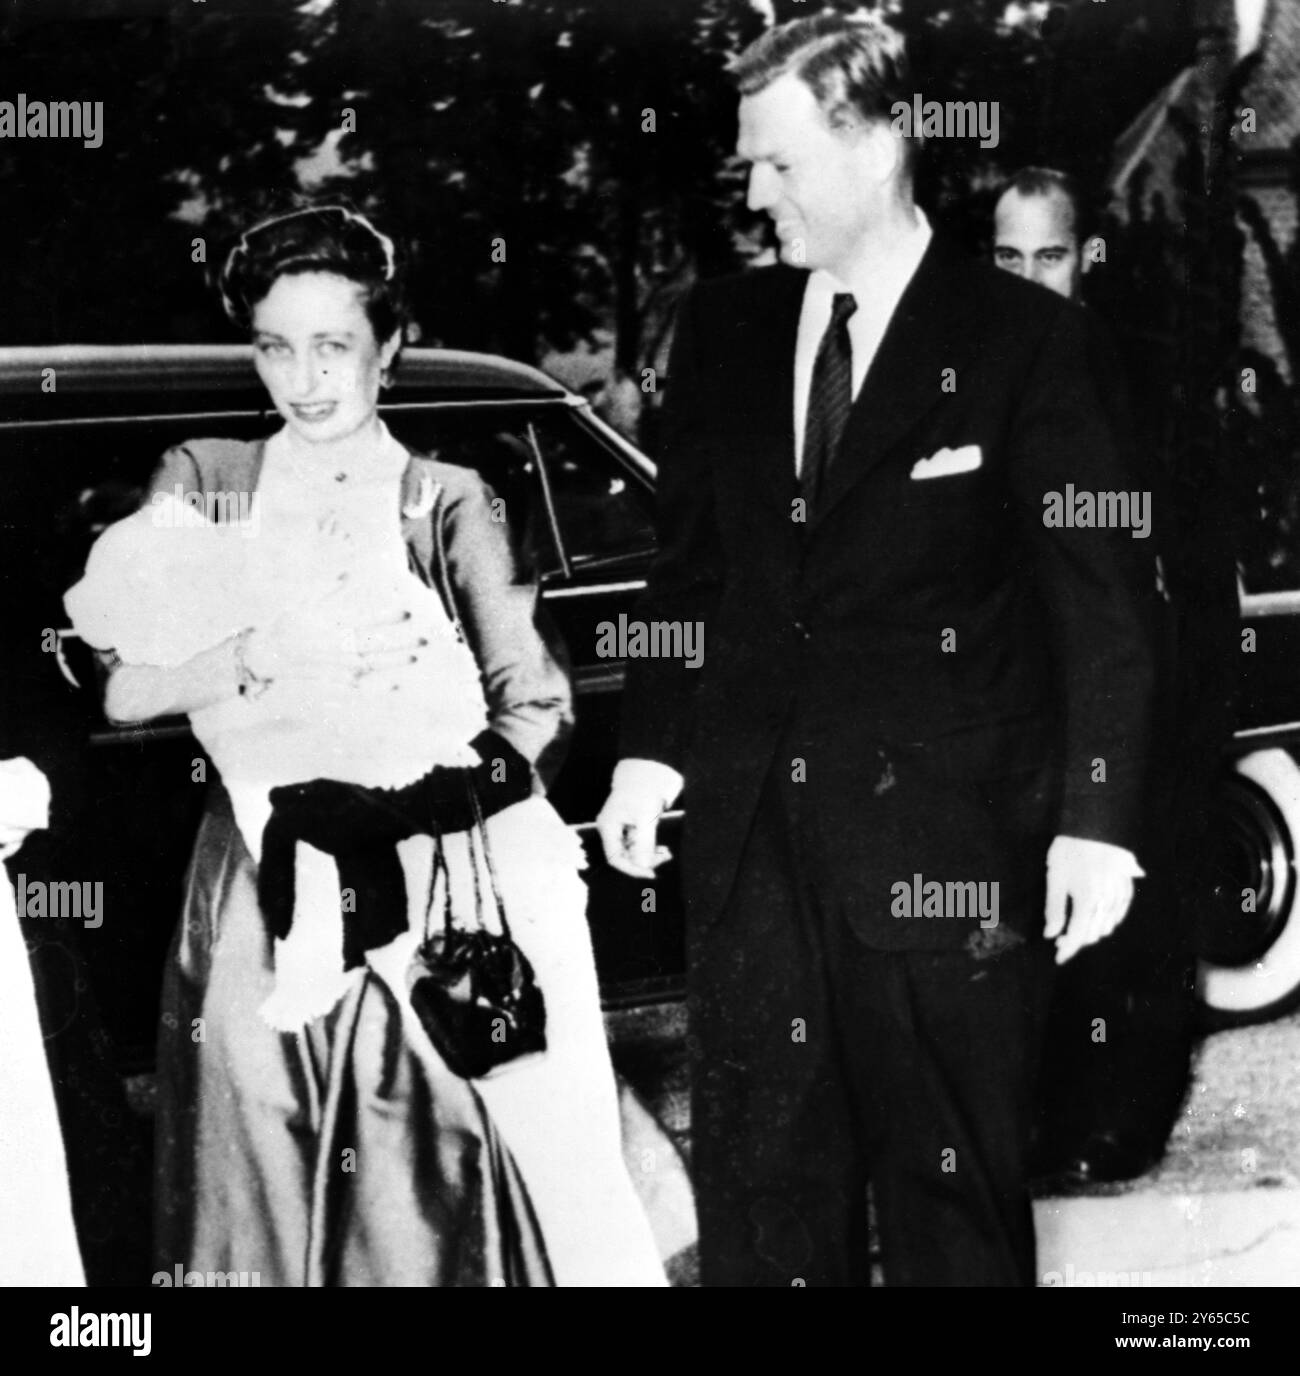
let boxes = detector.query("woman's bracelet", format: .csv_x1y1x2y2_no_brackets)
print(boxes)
233,628,272,699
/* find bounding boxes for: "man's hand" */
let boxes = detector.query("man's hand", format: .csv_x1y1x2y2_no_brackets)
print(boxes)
596,759,683,880
1044,835,1144,965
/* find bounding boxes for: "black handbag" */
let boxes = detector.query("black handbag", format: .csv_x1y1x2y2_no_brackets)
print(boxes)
406,777,547,1079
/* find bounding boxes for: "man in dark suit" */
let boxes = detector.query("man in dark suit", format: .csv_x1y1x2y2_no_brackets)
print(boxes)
597,13,1156,1287
993,168,1215,1187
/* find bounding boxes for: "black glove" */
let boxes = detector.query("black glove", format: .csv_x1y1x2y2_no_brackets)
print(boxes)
257,731,534,964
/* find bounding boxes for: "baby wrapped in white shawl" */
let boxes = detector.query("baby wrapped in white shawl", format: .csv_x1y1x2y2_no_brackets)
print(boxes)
66,444,491,1028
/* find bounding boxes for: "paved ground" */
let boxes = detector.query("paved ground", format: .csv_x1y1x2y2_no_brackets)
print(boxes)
1035,1008,1300,1287
605,1001,1300,1288
118,1000,1300,1286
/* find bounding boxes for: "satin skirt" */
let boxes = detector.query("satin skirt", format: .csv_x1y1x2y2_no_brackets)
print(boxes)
154,784,667,1287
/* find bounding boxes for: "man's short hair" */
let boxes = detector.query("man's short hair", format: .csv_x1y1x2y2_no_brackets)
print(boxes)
997,167,1092,242
729,12,915,171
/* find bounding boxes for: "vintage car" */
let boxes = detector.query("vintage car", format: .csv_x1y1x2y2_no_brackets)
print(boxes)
1201,582,1300,1027
0,344,684,1064
1,343,1297,1065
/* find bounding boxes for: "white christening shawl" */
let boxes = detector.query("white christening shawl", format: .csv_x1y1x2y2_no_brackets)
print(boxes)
68,425,501,1028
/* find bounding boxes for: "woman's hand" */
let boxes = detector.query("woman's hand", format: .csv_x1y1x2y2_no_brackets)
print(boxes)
244,583,432,688
104,598,432,724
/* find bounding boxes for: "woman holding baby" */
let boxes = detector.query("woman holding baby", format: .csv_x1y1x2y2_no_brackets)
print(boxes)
65,206,664,1287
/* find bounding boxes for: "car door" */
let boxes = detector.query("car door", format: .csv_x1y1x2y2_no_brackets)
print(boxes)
383,401,686,1003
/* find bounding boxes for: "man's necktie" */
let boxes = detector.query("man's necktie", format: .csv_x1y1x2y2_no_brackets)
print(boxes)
801,291,857,511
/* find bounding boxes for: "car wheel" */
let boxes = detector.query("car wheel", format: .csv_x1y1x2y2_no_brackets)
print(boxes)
1195,747,1300,1028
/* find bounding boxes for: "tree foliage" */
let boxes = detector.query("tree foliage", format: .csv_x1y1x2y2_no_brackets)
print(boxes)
0,0,1194,370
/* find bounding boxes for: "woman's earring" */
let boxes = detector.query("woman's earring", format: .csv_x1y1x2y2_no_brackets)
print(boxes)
380,368,393,390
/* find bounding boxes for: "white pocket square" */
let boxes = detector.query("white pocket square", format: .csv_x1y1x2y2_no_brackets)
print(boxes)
910,445,982,480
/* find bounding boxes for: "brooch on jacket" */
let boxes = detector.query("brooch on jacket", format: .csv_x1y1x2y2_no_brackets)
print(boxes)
402,472,439,520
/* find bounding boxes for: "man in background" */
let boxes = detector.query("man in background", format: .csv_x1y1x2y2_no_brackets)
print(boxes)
993,166,1198,1186
992,166,1096,300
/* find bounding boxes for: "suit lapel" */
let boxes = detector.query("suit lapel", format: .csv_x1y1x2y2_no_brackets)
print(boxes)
811,236,980,533
736,266,807,528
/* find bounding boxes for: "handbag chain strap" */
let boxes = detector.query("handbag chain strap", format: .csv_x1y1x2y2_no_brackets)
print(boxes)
465,773,514,940
422,820,451,945
418,773,515,946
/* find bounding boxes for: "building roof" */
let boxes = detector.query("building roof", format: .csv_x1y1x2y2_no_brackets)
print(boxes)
1241,0,1300,151
1109,66,1200,198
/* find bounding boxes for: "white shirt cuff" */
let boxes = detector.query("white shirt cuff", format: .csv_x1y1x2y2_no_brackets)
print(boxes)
610,758,685,811
1050,834,1145,879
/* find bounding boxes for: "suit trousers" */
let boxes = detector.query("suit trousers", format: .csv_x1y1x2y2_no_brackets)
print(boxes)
687,771,1054,1287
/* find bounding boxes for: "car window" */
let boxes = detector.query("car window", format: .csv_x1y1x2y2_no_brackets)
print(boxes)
0,414,272,713
384,407,556,574
1239,495,1300,601
2,413,270,595
386,406,657,581
1233,415,1300,601
527,414,657,578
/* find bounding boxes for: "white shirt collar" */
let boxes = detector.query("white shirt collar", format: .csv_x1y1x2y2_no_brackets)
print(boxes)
804,208,933,308
791,210,934,473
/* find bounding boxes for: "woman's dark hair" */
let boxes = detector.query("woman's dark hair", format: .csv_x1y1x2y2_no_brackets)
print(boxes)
219,205,406,347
